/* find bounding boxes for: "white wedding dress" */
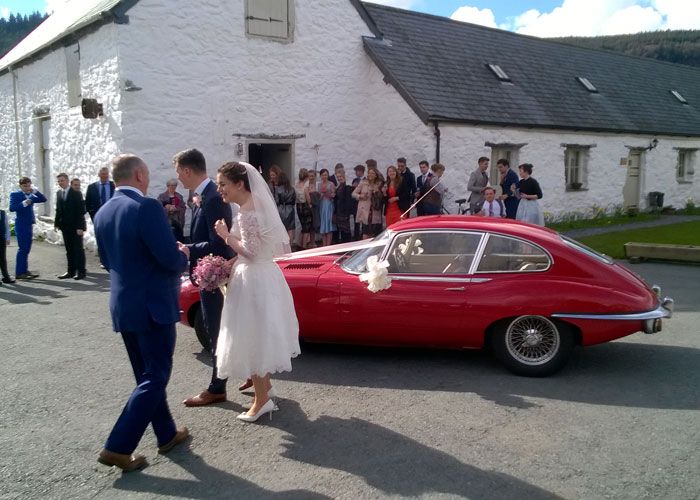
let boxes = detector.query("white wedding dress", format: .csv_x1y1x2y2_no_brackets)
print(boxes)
216,210,300,379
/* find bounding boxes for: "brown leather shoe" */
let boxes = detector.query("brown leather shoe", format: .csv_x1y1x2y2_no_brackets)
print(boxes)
238,379,253,391
183,390,226,407
158,427,190,454
97,449,147,472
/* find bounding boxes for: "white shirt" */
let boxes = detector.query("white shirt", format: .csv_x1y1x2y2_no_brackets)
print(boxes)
481,199,504,217
116,186,145,197
194,178,211,196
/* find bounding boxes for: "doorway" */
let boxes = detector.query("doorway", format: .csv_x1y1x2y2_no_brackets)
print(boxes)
623,150,642,209
247,142,294,182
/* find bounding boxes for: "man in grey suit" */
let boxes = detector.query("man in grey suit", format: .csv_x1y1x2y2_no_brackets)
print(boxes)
467,157,490,214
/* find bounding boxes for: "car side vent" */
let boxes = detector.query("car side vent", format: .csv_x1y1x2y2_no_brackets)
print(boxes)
284,262,324,270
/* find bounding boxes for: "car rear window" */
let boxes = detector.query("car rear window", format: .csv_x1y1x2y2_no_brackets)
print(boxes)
560,235,614,264
476,234,551,273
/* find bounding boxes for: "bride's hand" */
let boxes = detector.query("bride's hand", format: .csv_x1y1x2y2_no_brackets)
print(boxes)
214,218,229,241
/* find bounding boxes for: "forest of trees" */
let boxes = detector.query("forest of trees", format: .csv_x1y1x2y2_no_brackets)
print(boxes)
553,30,700,67
0,12,47,58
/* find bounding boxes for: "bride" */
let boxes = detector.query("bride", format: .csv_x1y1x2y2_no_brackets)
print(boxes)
214,162,300,422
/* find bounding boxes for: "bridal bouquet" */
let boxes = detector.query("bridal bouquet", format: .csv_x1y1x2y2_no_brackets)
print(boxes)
192,255,234,292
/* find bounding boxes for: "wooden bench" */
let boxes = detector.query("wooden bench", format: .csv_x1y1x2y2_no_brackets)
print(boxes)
624,242,700,263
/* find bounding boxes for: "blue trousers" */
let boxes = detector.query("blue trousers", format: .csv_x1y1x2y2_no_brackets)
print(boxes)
200,288,228,394
105,322,177,455
14,223,32,275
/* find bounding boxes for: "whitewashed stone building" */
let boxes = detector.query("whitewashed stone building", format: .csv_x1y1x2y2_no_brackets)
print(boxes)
1,0,698,221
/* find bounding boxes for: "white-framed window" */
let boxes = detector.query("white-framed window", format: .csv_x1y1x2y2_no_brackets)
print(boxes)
245,0,294,41
489,146,520,185
676,149,696,183
65,42,81,107
564,147,589,190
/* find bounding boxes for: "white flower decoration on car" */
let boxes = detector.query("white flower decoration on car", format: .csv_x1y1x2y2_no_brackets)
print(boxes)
359,255,392,293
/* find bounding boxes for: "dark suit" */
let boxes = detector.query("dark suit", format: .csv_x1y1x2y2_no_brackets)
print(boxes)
94,188,188,454
55,188,87,275
415,172,433,216
187,180,233,394
9,189,47,275
500,168,520,219
86,180,115,221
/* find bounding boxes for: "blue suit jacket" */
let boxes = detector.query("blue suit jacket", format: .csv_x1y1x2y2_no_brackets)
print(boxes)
94,189,188,332
188,180,234,268
9,189,47,226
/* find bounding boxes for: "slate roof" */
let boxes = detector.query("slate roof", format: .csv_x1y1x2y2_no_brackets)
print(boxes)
358,2,700,136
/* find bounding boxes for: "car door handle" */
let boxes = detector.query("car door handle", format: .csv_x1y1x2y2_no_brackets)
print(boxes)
445,287,465,291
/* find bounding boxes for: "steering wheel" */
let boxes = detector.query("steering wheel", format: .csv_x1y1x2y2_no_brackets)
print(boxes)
393,247,408,272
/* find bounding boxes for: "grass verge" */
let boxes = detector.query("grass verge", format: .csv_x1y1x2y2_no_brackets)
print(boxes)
577,220,700,259
547,213,660,232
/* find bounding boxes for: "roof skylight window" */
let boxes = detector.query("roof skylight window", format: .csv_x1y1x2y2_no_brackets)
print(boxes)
576,77,598,93
670,90,688,104
487,64,511,82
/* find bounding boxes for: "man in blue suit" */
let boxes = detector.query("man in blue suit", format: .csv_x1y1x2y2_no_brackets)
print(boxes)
173,148,234,407
9,177,46,279
94,154,191,471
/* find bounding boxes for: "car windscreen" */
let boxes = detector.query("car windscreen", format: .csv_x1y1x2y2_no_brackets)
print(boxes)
560,235,614,264
340,231,391,273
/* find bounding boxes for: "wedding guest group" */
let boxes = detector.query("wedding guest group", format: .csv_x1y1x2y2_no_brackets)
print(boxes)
54,173,87,280
9,177,46,279
94,154,190,472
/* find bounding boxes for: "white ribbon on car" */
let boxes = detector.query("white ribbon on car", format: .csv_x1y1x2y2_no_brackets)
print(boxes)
359,255,392,293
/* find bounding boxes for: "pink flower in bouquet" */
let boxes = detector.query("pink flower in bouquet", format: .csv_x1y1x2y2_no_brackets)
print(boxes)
192,254,233,292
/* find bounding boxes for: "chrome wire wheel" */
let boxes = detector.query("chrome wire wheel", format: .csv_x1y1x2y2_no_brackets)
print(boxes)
505,316,560,366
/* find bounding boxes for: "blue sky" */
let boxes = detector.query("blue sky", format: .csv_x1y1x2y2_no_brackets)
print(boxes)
2,0,699,37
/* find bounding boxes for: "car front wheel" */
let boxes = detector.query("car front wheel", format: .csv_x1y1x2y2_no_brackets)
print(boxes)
492,315,574,377
193,307,211,352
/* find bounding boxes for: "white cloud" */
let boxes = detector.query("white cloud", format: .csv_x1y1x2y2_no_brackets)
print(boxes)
450,0,700,38
450,6,497,28
1,6,10,19
654,0,700,30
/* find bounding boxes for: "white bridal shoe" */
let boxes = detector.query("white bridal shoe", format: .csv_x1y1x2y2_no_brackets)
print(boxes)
237,399,277,422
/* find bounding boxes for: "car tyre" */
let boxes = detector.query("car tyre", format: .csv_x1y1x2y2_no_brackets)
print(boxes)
491,315,574,377
193,307,211,353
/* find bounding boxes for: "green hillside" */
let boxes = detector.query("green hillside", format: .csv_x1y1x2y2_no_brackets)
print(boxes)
552,30,700,67
0,12,47,58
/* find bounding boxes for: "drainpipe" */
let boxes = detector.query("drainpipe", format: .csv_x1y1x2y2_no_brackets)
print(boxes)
433,121,441,163
11,66,22,177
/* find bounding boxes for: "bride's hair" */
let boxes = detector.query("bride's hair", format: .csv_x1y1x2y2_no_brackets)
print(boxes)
219,162,250,191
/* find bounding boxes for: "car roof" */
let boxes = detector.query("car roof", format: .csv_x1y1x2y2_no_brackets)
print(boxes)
390,216,558,239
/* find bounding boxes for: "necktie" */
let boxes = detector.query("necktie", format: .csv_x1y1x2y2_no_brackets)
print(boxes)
100,183,107,205
489,202,493,217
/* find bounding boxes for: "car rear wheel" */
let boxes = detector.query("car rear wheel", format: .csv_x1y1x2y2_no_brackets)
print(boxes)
193,307,211,352
492,315,574,376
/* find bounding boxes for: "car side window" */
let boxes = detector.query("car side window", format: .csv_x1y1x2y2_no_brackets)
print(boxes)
387,232,482,274
476,234,550,273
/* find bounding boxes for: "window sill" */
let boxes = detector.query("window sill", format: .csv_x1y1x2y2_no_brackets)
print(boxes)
676,179,694,184
566,187,589,192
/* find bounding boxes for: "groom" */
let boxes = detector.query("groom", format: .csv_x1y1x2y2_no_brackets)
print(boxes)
174,148,234,406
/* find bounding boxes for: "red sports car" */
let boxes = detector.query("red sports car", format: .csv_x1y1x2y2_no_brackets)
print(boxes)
179,216,673,376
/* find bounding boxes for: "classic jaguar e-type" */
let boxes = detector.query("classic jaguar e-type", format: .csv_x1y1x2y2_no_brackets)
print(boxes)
179,216,673,376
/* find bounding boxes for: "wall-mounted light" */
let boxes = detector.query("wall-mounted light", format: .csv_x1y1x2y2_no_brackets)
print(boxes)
236,142,244,156
81,98,104,118
645,138,659,151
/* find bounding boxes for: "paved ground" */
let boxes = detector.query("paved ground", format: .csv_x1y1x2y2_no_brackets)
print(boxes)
562,214,700,238
0,242,698,499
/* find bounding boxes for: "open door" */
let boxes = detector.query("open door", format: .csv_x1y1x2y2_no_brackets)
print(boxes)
247,142,293,181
